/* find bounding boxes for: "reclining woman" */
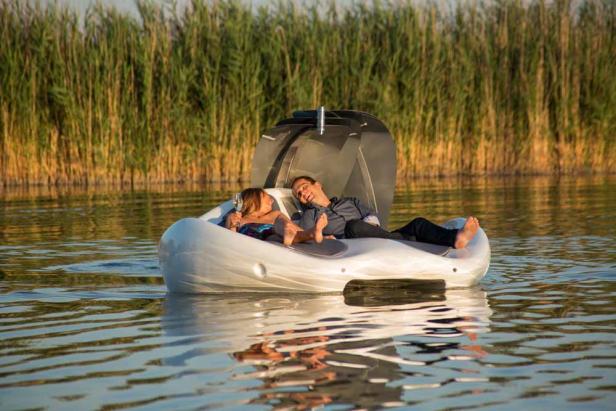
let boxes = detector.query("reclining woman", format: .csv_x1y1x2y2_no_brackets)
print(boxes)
225,188,328,246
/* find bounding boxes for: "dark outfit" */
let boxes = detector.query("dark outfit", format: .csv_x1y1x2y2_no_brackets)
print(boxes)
298,197,458,247
238,223,275,240
220,212,276,241
298,197,374,238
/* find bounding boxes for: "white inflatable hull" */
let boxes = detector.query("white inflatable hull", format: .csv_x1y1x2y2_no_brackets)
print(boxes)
159,189,490,293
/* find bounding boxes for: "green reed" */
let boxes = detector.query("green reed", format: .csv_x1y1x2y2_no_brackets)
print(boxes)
0,0,614,185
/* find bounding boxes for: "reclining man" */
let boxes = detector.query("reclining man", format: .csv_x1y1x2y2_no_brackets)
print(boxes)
291,176,479,249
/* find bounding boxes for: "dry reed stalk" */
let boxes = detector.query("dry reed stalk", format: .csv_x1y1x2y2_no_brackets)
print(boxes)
0,0,614,187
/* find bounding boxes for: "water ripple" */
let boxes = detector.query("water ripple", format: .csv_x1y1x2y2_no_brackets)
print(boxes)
1,178,615,409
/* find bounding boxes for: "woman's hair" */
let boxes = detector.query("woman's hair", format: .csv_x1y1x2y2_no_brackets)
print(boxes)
240,188,265,215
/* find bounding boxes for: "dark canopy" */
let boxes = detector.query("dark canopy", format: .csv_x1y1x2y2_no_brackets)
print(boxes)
251,110,396,229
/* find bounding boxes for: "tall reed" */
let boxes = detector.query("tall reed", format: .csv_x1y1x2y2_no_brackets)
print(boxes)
0,0,614,185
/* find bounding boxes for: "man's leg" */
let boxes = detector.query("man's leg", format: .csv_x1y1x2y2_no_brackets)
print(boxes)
394,217,457,247
345,219,404,240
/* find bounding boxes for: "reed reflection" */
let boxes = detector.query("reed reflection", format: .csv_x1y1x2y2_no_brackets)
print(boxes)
162,286,491,409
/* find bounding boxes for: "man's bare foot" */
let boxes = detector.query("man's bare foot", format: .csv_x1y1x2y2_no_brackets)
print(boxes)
283,222,297,246
455,217,480,249
314,213,328,244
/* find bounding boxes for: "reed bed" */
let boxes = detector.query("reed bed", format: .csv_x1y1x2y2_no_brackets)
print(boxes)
0,0,614,185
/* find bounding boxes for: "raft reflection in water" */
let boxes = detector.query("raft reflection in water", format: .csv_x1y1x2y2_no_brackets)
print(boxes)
162,286,492,409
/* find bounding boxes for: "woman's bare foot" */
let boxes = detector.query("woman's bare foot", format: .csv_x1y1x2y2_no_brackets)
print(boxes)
454,217,480,249
313,213,328,243
283,222,298,246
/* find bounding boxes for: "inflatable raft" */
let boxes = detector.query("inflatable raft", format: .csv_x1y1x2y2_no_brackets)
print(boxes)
159,109,490,293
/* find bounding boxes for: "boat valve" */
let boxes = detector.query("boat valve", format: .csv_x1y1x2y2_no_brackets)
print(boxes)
253,263,267,279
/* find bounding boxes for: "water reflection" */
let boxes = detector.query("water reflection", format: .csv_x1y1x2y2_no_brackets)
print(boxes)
163,287,491,409
1,176,614,409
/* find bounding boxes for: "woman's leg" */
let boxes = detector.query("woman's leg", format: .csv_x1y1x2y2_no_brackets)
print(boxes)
292,214,327,244
274,214,327,245
273,215,299,246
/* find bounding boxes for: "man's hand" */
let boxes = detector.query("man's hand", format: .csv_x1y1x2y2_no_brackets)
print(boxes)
362,215,380,226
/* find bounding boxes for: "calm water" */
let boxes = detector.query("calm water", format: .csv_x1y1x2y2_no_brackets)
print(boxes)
1,177,615,410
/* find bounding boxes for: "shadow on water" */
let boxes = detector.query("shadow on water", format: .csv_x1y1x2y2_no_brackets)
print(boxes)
343,278,446,306
162,286,491,409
